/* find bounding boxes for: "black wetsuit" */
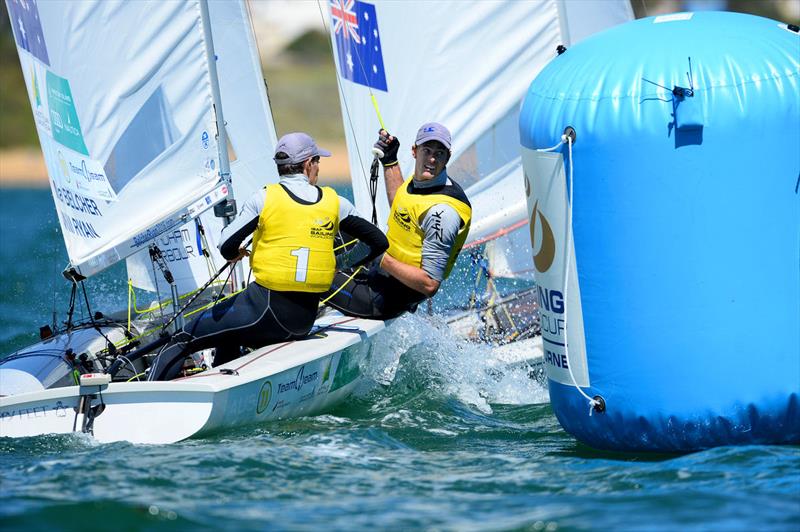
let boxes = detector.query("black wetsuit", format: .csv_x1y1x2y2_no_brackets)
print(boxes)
148,175,387,381
324,174,470,321
147,285,319,380
324,264,426,320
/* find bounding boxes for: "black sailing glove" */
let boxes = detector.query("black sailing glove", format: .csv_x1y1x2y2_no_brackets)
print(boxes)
374,129,400,167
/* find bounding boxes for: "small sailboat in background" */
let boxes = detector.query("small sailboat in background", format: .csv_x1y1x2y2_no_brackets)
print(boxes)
325,0,632,363
0,0,385,444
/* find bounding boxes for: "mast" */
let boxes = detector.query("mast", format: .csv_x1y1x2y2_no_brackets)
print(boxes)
198,0,243,288
199,0,232,189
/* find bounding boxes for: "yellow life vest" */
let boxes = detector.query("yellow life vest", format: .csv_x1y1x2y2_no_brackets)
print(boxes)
386,175,472,279
250,184,339,292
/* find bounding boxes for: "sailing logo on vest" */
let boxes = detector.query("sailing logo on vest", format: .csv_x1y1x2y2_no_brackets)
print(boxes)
310,217,335,238
393,207,412,229
330,0,388,92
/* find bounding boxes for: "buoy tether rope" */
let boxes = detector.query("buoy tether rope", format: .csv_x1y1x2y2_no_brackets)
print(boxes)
537,127,602,415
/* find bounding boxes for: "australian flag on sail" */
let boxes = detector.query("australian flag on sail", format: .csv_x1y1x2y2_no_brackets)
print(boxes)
5,0,50,66
330,0,387,92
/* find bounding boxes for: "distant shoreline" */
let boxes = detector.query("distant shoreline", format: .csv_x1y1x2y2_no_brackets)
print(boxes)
0,144,353,188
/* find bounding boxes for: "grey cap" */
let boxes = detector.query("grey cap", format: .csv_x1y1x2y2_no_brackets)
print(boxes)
414,122,452,150
273,132,331,165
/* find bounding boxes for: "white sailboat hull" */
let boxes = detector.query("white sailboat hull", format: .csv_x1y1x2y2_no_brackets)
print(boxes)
0,314,384,444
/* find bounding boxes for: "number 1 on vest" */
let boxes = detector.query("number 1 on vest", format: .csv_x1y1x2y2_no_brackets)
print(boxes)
290,247,310,282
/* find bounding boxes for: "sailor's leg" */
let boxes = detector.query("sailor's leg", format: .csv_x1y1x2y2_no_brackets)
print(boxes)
147,331,194,381
323,268,420,320
263,289,319,340
323,271,383,318
145,287,257,379
180,283,318,367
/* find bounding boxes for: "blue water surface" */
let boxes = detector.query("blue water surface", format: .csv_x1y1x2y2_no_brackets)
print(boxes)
1,188,798,531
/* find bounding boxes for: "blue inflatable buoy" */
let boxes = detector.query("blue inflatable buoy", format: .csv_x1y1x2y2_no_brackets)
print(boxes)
520,12,799,452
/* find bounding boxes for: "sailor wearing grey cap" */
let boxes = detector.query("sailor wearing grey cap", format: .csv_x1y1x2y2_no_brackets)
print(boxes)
323,123,472,320
147,132,387,381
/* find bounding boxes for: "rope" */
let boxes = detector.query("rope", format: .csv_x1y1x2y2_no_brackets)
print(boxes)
149,247,165,323
560,136,600,413
334,239,357,252
320,265,363,305
196,218,219,278
539,139,564,152
184,287,244,319
159,237,252,334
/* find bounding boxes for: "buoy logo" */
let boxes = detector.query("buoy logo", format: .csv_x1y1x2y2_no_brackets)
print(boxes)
524,172,531,198
256,380,272,414
530,200,555,273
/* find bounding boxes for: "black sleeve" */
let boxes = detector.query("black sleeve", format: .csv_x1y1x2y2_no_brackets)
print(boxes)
219,216,259,260
339,215,389,267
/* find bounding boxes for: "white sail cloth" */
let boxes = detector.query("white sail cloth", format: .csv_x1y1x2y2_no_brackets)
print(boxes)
10,0,232,278
328,0,632,278
126,0,279,293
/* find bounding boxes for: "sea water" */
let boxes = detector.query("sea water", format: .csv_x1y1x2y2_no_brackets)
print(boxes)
1,188,798,530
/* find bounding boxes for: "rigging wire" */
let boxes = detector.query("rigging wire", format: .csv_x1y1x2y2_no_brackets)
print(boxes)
65,280,78,330
245,0,279,133
79,280,114,346
50,228,58,333
159,237,253,334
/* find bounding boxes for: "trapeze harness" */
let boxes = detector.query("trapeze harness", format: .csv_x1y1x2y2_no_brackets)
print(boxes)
148,184,339,381
325,176,471,320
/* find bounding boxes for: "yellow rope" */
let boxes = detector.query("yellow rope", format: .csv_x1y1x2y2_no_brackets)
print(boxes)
127,372,145,382
119,241,360,348
371,94,386,130
127,279,227,318
184,287,245,319
320,266,363,305
334,239,357,252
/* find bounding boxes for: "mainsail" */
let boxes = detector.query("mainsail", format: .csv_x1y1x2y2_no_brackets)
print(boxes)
126,0,279,294
7,0,252,280
327,0,632,279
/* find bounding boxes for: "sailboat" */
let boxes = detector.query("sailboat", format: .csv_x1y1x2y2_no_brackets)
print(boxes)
326,0,632,355
0,0,386,444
